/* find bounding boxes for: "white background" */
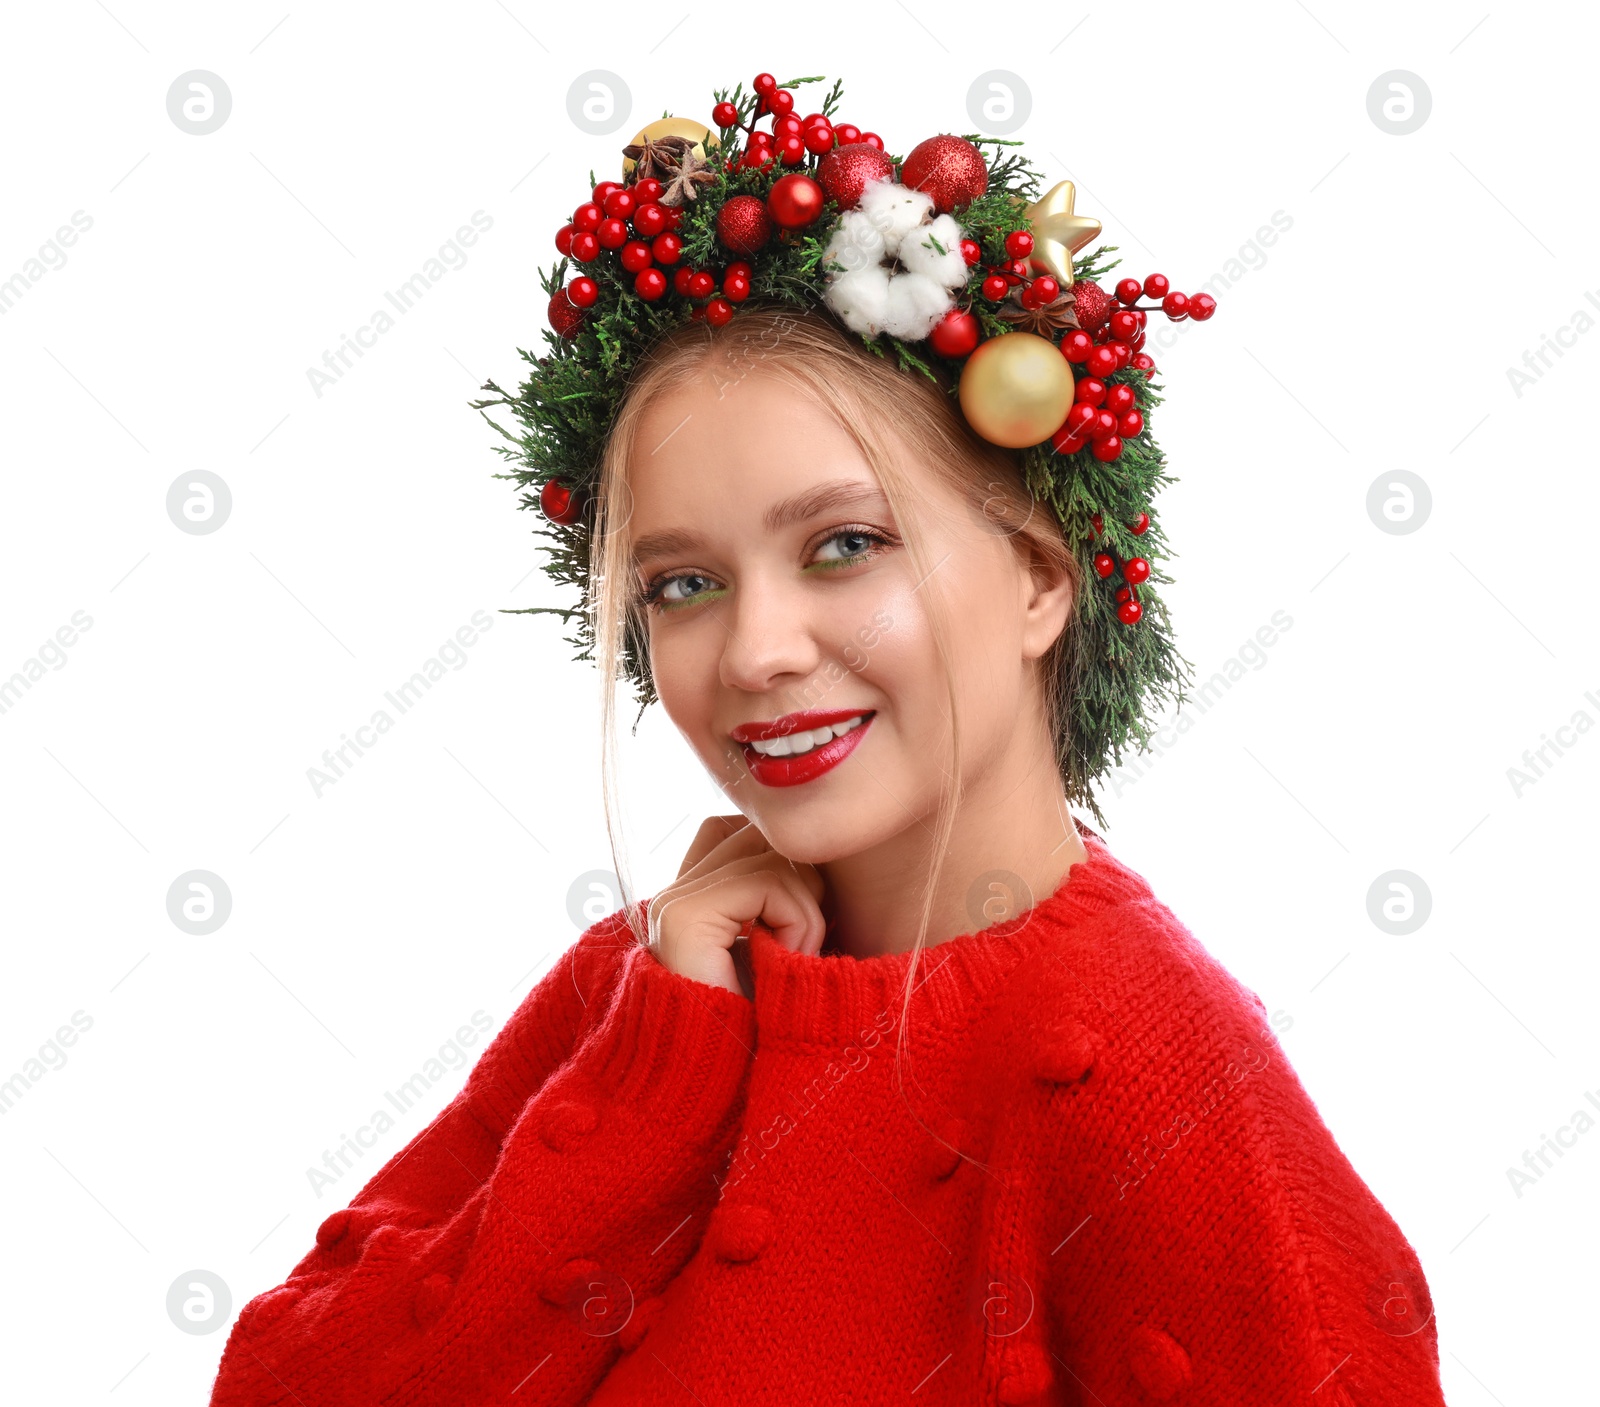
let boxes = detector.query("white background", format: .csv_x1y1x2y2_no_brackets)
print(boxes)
2,2,1594,1401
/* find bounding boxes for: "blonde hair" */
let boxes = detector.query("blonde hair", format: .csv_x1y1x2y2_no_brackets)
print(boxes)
589,307,1080,1140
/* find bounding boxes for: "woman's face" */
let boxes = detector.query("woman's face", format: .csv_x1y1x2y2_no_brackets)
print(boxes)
625,360,1071,867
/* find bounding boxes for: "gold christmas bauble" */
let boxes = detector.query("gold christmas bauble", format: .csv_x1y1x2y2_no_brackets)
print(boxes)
958,332,1076,448
620,117,719,177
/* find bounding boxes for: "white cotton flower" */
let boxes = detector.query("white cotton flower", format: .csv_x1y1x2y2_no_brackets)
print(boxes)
857,178,934,257
825,265,894,335
822,181,972,340
898,213,968,287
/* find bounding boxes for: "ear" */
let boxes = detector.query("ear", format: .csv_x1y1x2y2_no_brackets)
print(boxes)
1017,539,1075,663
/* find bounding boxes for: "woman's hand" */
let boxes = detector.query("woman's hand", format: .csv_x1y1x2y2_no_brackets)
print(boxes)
646,815,827,998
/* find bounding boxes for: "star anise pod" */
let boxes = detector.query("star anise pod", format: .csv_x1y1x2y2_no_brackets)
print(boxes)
996,288,1083,337
620,133,696,184
659,150,716,207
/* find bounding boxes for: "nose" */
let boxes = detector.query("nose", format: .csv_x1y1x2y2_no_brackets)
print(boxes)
716,570,824,696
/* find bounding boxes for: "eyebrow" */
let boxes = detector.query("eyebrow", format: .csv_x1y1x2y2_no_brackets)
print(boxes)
629,477,891,568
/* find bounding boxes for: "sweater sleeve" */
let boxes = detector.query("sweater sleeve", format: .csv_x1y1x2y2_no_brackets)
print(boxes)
208,911,757,1407
1037,907,1447,1406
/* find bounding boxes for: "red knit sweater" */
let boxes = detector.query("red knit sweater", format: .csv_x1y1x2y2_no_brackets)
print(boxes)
208,828,1446,1406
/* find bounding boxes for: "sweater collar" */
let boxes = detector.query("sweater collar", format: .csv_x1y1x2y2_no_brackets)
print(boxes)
744,823,1152,1046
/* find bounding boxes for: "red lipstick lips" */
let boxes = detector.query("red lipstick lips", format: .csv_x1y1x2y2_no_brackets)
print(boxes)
730,708,876,788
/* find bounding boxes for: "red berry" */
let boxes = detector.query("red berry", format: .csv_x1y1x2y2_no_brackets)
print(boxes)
860,131,884,150
1009,259,1030,279
802,112,828,128
928,308,980,358
713,101,739,128
572,202,603,233
651,232,682,264
591,181,621,205
1115,277,1142,305
1189,292,1217,321
749,129,774,148
741,146,775,171
555,223,575,255
1020,282,1043,311
960,239,982,265
632,202,667,238
635,178,662,202
1051,426,1087,455
634,268,667,301
982,274,1010,301
1117,598,1143,625
723,271,751,302
663,205,683,230
603,189,635,221
1119,410,1143,437
1092,435,1123,462
1090,409,1118,441
1093,552,1115,578
1104,384,1135,415
672,266,695,295
1109,309,1139,341
569,231,599,262
770,89,795,117
1031,275,1060,304
773,113,803,138
1065,403,1098,438
1061,330,1093,363
1143,273,1169,300
778,134,806,165
541,479,580,524
1132,353,1156,372
1092,514,1104,534
1130,513,1149,536
1161,291,1190,320
753,73,777,96
834,123,861,143
1109,343,1131,369
725,260,752,279
1074,377,1106,406
1086,345,1118,378
596,217,628,249
1123,557,1151,584
687,269,715,299
804,124,835,155
705,296,734,327
620,240,653,273
568,276,599,308
1005,230,1035,260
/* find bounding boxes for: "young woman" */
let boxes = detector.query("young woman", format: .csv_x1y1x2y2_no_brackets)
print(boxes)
209,74,1448,1407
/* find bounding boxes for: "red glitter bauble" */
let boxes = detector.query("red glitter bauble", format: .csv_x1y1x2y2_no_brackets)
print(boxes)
817,142,895,210
1069,279,1115,333
546,288,583,340
899,135,989,213
767,174,825,229
716,195,773,255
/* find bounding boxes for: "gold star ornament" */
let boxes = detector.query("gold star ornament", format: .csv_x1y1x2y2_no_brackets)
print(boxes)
1023,181,1102,287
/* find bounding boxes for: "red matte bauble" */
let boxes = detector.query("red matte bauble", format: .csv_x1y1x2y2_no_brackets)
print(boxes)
541,479,581,524
768,174,825,229
716,195,773,255
928,309,980,358
547,289,584,339
817,142,895,209
1070,279,1115,332
899,135,989,213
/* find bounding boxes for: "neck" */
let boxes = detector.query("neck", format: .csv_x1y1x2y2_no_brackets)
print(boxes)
817,726,1089,959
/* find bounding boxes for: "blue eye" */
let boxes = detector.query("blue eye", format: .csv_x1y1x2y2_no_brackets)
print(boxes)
640,525,896,613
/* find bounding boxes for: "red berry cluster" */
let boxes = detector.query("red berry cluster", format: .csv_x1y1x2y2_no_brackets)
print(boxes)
1089,511,1153,624
978,228,1066,310
715,72,881,174
551,176,688,323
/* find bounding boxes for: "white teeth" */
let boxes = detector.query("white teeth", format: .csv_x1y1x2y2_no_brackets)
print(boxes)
746,714,866,757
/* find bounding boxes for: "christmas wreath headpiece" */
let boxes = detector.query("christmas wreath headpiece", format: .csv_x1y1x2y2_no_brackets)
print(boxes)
471,71,1217,821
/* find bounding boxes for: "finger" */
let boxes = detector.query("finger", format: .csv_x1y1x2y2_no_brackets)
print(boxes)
676,814,751,879
665,867,826,958
676,816,772,883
